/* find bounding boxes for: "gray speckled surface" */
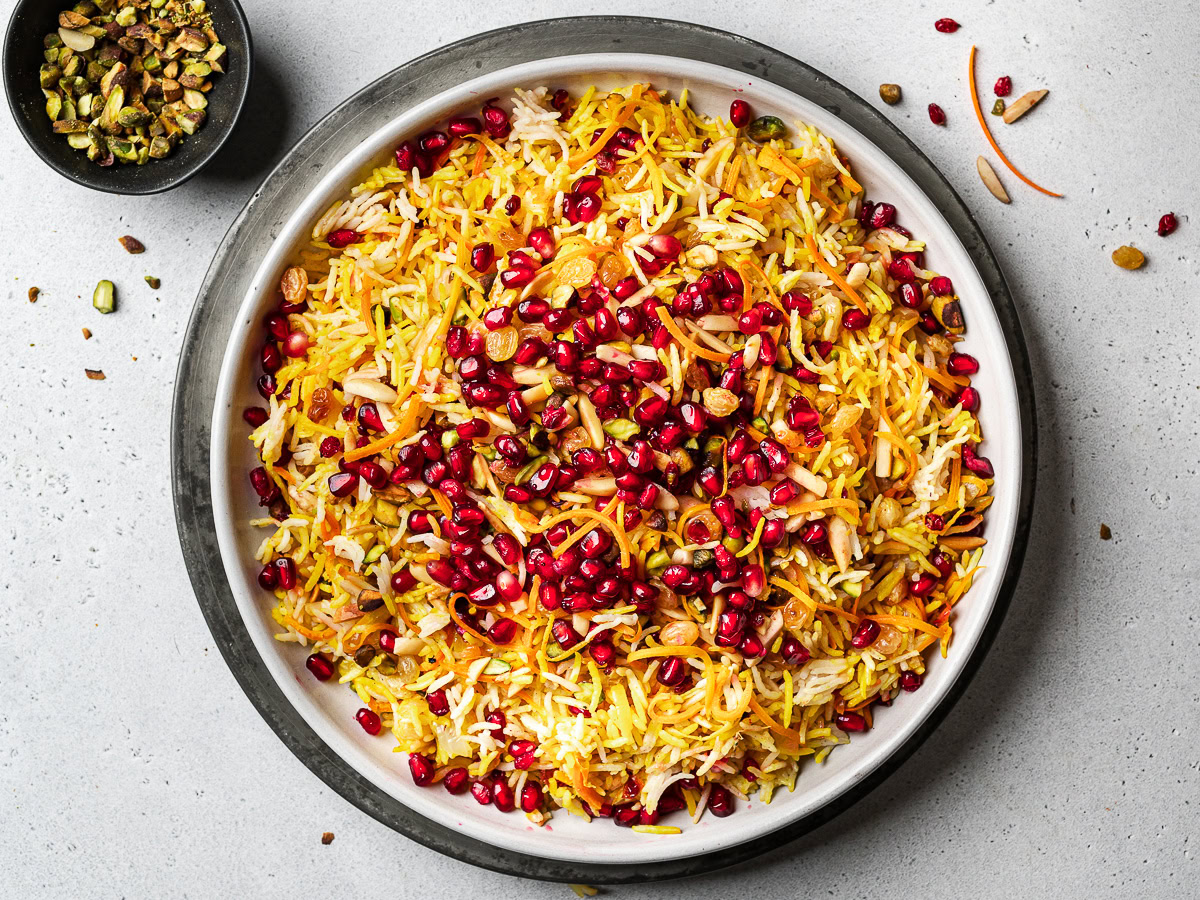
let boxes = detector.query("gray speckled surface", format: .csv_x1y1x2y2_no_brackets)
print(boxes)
2,1,1196,897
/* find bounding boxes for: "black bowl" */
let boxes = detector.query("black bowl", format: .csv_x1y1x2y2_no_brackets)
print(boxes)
3,0,251,194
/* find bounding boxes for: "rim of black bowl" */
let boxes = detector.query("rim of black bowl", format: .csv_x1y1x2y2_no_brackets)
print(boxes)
172,15,1037,884
2,0,252,195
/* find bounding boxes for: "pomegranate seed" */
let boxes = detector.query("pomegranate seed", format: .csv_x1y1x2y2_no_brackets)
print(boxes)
740,633,765,657
899,282,922,309
256,373,277,399
910,572,938,597
697,466,723,496
572,192,602,223
470,242,495,271
358,461,387,489
836,712,867,732
328,471,358,497
842,307,870,330
447,115,481,137
257,563,279,590
900,670,924,692
419,130,449,154
590,640,616,668
327,229,363,248
927,103,946,126
962,443,994,478
929,275,955,296
950,388,979,415
481,101,510,138
357,402,384,432
470,780,492,805
781,290,812,314
738,307,763,335
377,630,399,654
443,766,470,794
919,312,941,334
500,265,536,289
482,306,512,331
611,276,640,302
869,202,896,229
646,234,682,259
930,551,954,578
485,709,507,731
779,635,810,666
744,564,763,600
657,656,686,686
993,75,1012,97
708,785,734,817
1157,213,1178,237
851,619,881,649
729,98,751,127
426,689,450,716
528,226,556,260
305,653,333,681
520,782,543,812
243,407,268,427
551,619,582,648
634,395,668,426
770,480,798,505
260,343,282,374
488,618,518,644
355,708,382,735
934,17,960,32
742,451,767,486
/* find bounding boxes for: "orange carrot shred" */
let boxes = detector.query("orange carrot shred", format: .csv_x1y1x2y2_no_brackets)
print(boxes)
968,46,1063,198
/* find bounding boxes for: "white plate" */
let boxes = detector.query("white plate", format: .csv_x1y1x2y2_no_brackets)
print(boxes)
210,52,1022,866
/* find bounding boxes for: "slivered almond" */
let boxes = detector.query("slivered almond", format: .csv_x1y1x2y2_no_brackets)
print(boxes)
976,156,1011,204
1001,89,1048,124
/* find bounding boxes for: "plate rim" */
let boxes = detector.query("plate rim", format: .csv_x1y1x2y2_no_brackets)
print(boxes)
172,15,1037,884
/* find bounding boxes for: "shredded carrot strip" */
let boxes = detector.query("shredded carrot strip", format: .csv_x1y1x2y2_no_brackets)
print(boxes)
342,396,422,462
803,234,868,312
748,695,803,747
471,144,486,177
865,614,948,639
282,615,334,641
654,306,731,363
569,86,642,168
969,46,1062,198
533,507,631,566
721,154,743,195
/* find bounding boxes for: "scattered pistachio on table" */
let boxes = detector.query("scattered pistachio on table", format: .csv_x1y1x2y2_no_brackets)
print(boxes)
85,368,106,380
29,286,40,303
40,0,227,167
991,98,1006,116
83,327,93,339
144,274,161,288
93,278,115,313
118,234,145,253
1100,524,1112,540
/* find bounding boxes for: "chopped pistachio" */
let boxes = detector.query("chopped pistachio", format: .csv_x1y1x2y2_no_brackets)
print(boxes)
114,6,137,26
118,235,145,254
603,418,639,440
67,132,92,149
746,115,786,142
991,98,1006,116
39,64,62,89
107,136,138,162
58,9,91,28
177,109,205,134
116,105,151,127
51,118,89,133
182,87,206,109
144,275,161,288
45,93,63,121
29,287,40,303
147,135,171,158
92,280,115,314
85,368,106,380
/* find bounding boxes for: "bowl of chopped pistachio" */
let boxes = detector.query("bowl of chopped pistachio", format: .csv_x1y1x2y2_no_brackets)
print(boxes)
3,0,251,194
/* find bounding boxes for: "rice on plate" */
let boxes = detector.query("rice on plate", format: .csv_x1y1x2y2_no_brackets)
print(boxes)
241,81,995,832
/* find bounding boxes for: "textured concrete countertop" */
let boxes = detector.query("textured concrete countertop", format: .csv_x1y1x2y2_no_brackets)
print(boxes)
2,1,1196,896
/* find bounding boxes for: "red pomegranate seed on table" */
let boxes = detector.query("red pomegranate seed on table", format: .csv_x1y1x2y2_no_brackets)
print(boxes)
927,103,946,126
1157,213,1178,236
994,75,1012,97
934,17,960,32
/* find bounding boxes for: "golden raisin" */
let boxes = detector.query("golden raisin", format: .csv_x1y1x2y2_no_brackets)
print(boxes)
1111,245,1145,270
280,266,309,305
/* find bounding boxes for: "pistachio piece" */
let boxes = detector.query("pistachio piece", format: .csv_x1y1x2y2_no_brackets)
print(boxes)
29,287,40,303
93,280,115,314
142,53,161,74
177,109,205,134
114,5,137,26
67,132,92,149
204,42,225,70
148,135,171,158
160,77,182,102
85,369,107,381
746,115,786,142
99,61,127,98
45,92,63,121
44,47,61,64
77,92,93,117
44,32,64,49
930,294,965,334
118,235,145,254
144,275,162,289
178,73,203,89
182,88,206,110
99,84,124,132
106,136,138,162
51,118,89,133
177,26,208,52
39,63,62,89
58,10,91,28
116,105,151,127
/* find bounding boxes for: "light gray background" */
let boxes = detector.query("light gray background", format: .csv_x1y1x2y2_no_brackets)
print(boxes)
2,1,1196,897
